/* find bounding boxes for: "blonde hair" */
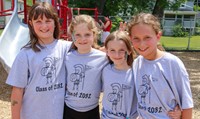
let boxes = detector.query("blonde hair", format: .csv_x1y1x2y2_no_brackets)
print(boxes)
127,13,161,35
127,13,164,51
25,2,60,52
105,30,137,66
68,14,100,50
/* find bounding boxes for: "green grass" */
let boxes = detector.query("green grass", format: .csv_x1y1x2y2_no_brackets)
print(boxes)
160,36,200,50
0,29,3,35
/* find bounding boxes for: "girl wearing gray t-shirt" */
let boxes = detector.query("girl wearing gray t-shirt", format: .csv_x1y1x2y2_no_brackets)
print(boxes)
63,14,108,119
6,2,71,119
101,30,138,119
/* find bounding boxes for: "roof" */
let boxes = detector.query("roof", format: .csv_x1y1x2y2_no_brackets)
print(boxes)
164,10,197,15
178,1,194,11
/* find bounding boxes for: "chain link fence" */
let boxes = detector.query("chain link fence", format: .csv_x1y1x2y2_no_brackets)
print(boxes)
106,16,200,51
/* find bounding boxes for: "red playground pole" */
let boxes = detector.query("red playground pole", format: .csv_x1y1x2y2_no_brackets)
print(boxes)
0,0,3,14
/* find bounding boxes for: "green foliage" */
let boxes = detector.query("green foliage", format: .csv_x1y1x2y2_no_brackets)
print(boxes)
110,16,123,32
193,5,200,11
67,0,186,18
172,24,188,37
168,0,187,10
103,0,151,16
68,0,99,15
195,27,200,35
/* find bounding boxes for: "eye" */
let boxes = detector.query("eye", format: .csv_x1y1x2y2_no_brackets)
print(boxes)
46,19,53,22
119,49,126,55
110,49,115,52
74,34,81,39
46,20,51,23
131,37,139,42
109,49,115,54
35,20,42,24
144,36,151,41
85,33,92,38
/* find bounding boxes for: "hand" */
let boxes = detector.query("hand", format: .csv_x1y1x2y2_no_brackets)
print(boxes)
99,19,103,23
119,22,126,31
168,105,182,119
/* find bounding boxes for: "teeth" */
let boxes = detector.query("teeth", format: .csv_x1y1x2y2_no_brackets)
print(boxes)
139,48,147,51
140,49,145,51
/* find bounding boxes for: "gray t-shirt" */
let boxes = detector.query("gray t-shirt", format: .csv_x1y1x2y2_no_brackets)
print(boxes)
6,40,71,119
101,64,138,119
64,48,108,112
133,52,193,119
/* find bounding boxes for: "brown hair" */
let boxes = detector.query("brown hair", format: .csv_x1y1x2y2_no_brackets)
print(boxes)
24,2,60,52
105,30,137,66
127,13,164,51
68,14,100,50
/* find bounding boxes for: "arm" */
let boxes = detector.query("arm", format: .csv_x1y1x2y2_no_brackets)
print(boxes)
98,20,104,29
103,20,110,29
182,108,192,119
11,86,24,119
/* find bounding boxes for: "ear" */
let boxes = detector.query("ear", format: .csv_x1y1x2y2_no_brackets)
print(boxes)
29,20,33,26
156,31,162,41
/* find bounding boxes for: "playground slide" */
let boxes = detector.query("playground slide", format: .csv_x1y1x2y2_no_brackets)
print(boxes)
0,0,29,73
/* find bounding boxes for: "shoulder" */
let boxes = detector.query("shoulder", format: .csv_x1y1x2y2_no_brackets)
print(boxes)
102,64,112,74
57,39,72,51
133,55,143,64
17,48,32,58
160,52,187,73
163,52,184,65
92,48,106,56
12,48,32,65
57,39,72,46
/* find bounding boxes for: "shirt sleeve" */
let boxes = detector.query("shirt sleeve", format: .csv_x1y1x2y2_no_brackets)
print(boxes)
173,57,194,109
6,50,29,88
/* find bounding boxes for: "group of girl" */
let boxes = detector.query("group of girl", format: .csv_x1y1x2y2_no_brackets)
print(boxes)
6,2,193,119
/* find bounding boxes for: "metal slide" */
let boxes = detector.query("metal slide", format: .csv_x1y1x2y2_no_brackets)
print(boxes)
0,0,29,72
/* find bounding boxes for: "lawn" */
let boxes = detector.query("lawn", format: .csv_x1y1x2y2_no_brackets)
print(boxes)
0,29,3,35
160,36,200,50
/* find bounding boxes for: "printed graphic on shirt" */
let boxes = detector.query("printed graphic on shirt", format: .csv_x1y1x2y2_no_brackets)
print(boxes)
41,57,58,84
104,83,131,118
138,74,151,104
35,57,63,93
138,74,162,114
70,64,93,90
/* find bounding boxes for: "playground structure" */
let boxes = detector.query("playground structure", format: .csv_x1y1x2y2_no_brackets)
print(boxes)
0,0,99,72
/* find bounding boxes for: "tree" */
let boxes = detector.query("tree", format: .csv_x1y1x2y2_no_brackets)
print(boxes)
68,0,101,15
102,0,186,18
67,0,186,18
152,0,186,18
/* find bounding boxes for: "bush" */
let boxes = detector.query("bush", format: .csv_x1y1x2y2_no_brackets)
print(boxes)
172,24,188,37
110,16,123,32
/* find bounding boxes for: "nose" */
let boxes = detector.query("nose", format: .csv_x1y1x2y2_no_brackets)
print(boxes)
75,36,86,41
79,36,86,41
113,51,122,57
40,22,48,28
139,40,146,47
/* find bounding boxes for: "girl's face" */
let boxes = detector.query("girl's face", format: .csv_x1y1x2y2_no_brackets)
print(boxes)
106,40,129,69
30,15,55,44
73,23,94,54
130,23,161,60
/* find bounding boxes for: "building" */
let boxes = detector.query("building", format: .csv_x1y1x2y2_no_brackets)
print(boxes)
162,1,197,36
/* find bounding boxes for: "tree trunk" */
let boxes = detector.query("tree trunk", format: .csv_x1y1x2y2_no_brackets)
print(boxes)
152,0,165,18
97,0,106,15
